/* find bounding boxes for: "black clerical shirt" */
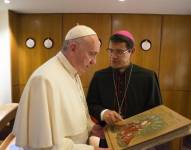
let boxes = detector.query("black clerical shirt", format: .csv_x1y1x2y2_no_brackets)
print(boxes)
87,64,162,125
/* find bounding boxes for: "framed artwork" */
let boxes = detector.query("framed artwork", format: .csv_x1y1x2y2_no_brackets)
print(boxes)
104,105,191,150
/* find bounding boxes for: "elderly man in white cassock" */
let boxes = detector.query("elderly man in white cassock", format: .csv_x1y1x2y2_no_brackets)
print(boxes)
13,25,110,150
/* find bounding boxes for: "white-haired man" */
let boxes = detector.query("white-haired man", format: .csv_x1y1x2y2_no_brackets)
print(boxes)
13,25,110,150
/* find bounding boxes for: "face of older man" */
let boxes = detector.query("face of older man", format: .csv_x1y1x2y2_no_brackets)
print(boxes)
108,41,133,69
73,35,101,74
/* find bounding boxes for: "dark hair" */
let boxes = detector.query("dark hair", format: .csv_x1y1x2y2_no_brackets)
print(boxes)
110,34,134,50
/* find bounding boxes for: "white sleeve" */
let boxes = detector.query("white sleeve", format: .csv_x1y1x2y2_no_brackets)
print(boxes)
100,109,108,121
52,138,94,150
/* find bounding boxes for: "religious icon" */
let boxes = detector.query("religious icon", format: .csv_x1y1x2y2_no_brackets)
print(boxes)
104,105,191,150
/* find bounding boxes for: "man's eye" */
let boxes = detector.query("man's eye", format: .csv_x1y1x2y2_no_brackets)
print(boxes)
116,50,124,53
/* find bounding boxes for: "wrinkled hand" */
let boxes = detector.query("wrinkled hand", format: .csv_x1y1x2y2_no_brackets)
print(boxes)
103,110,123,125
94,147,112,150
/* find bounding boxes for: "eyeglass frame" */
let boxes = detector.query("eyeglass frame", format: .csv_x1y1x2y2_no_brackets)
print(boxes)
106,48,132,56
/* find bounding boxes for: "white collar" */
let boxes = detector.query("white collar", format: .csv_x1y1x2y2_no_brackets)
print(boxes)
56,51,78,78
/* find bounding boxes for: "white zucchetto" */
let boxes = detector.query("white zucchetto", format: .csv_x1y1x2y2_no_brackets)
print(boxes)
65,25,97,40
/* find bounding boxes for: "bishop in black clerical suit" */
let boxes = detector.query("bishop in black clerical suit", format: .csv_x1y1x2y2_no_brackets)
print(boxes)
87,30,169,149
87,30,162,125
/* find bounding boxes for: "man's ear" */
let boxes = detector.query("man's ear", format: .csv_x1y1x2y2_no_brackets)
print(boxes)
70,42,77,52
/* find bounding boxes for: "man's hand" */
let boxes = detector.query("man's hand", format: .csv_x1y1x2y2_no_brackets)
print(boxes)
103,110,123,125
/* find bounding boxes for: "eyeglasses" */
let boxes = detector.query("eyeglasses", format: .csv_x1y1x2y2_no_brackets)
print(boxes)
106,48,131,56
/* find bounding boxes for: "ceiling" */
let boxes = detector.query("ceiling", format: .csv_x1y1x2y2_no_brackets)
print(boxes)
0,0,191,14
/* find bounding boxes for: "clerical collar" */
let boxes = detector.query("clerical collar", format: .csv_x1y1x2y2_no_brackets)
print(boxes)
112,63,132,73
56,51,78,78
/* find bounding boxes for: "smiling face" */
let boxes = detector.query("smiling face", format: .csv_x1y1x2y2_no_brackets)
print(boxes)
108,41,134,69
72,35,101,74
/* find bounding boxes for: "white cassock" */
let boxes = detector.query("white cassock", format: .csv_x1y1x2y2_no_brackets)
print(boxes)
13,52,94,150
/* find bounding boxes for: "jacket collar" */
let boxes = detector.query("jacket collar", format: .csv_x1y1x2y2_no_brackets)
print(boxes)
56,51,78,78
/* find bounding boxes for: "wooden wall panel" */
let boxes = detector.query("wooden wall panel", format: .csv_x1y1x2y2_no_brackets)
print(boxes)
10,13,191,120
159,16,191,91
162,90,191,119
62,14,111,91
11,14,62,102
9,11,20,102
112,14,162,74
160,16,191,150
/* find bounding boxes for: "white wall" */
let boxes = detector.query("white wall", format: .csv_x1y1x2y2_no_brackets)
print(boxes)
0,10,12,104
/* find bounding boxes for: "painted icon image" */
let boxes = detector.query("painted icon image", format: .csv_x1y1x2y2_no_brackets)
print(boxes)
109,115,166,148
